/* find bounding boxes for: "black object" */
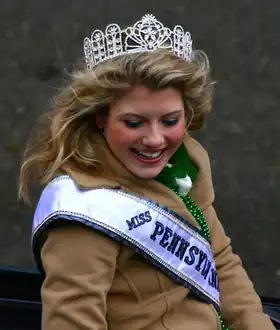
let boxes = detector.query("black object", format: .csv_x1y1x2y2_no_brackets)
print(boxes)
0,266,42,330
0,266,279,330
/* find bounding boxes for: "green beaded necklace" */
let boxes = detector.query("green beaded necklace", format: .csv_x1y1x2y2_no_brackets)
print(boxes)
156,143,229,330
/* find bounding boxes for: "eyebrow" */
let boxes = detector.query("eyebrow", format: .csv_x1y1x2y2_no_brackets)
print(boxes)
119,110,184,119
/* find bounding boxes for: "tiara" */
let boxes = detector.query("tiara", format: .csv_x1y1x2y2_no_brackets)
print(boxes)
84,14,193,70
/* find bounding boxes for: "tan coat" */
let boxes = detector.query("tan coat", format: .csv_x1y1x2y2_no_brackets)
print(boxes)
39,135,275,330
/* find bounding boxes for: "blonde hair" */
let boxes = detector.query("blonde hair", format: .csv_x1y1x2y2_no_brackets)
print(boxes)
19,49,214,202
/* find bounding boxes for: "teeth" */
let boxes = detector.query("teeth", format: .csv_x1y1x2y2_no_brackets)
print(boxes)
136,150,162,159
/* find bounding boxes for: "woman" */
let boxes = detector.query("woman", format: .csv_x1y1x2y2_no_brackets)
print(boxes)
19,14,275,330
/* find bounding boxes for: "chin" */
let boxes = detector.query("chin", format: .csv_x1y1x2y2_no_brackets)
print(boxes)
131,168,163,180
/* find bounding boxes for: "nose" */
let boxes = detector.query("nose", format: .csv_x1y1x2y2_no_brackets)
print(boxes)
142,126,165,148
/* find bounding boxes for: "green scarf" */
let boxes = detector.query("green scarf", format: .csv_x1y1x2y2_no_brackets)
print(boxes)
156,142,198,189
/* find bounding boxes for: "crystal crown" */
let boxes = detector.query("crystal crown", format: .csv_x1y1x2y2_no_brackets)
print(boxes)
84,14,193,69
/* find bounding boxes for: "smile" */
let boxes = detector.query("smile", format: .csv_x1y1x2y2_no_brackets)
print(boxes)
131,148,165,163
135,150,162,159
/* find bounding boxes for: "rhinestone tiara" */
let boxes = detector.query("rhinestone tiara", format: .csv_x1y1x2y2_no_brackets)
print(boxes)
84,14,193,70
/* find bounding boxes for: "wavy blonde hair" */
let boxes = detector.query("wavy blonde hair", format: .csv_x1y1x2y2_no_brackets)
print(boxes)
19,49,214,202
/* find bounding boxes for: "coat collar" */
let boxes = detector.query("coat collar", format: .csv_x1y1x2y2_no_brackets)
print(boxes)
185,135,215,210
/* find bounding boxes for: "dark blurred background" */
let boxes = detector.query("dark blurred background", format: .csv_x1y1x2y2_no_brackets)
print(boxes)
0,1,279,297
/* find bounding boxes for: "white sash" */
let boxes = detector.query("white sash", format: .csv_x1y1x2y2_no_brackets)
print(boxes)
32,175,220,311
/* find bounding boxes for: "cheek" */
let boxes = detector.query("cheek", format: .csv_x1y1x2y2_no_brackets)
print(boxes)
168,121,186,143
107,124,137,146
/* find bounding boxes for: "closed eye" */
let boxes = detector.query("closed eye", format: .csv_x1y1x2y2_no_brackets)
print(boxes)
123,118,179,128
162,118,179,126
123,120,142,128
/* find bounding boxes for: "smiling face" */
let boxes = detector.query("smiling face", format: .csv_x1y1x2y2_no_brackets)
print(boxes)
97,85,186,179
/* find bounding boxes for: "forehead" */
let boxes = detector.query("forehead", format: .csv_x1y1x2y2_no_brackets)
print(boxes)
111,86,184,115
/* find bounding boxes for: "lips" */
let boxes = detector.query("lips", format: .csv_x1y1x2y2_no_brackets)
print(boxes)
131,148,165,163
135,150,162,159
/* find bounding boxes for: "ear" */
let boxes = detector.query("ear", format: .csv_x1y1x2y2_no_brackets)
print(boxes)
95,115,107,129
